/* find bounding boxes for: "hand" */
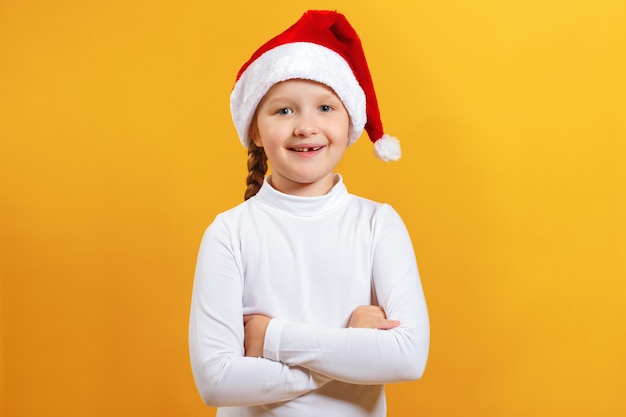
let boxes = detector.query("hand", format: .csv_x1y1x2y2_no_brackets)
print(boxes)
243,314,271,357
347,305,400,330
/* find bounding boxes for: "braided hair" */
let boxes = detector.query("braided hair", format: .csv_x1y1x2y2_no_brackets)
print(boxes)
243,119,268,200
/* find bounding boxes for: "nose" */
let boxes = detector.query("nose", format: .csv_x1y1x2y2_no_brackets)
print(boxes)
293,113,319,137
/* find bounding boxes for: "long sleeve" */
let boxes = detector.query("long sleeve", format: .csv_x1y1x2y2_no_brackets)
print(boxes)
262,204,430,383
188,217,330,407
188,178,429,415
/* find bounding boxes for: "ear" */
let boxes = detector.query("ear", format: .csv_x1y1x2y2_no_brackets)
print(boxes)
248,122,263,148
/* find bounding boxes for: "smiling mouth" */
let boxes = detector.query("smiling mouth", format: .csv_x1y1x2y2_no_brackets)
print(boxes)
291,146,324,152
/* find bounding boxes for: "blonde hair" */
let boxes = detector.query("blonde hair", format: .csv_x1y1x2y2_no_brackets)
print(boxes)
244,118,268,201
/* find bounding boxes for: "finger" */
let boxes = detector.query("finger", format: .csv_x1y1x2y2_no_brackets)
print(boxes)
243,314,268,325
378,319,401,330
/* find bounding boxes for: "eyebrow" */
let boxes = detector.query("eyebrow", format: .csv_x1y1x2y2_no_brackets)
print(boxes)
264,93,341,104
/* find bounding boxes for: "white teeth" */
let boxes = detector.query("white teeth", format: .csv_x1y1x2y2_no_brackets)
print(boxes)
293,147,322,152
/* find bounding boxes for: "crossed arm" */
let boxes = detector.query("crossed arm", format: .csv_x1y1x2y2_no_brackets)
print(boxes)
189,206,429,407
243,306,399,357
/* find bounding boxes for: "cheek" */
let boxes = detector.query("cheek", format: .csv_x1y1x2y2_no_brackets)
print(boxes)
336,119,351,145
257,119,287,141
340,115,351,140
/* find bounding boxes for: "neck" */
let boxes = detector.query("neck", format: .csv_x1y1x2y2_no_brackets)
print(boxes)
267,174,338,197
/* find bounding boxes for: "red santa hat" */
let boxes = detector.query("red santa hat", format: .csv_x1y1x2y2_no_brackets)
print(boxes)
229,10,401,161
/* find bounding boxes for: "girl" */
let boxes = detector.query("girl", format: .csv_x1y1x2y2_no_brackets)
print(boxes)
189,10,429,417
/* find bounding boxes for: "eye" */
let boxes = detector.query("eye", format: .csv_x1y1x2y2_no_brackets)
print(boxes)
319,105,333,113
277,108,293,116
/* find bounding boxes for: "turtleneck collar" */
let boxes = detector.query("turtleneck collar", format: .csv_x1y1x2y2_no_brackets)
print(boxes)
252,174,349,217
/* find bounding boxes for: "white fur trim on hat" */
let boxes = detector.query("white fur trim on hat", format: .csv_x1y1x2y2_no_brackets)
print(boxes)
230,42,366,148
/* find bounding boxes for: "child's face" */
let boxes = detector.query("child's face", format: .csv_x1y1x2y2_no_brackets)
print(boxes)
252,79,350,196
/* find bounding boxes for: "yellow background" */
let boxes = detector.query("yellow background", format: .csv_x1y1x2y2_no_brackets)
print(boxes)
1,0,625,416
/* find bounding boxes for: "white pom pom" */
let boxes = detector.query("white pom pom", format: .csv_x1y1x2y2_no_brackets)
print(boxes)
373,134,401,162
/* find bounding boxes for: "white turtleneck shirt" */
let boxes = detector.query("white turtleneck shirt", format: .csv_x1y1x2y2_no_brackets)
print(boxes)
188,175,429,417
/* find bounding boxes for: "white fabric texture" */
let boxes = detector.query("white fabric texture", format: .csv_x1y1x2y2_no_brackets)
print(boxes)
188,175,429,417
373,134,402,162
